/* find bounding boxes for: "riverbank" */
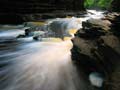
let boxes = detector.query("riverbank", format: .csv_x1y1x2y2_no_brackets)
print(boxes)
71,12,120,90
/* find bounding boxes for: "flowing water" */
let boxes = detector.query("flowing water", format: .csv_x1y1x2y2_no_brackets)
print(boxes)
0,10,104,90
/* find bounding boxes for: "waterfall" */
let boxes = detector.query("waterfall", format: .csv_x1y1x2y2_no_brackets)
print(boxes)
0,10,105,90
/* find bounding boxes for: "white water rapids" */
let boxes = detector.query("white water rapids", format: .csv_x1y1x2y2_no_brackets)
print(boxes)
0,10,104,90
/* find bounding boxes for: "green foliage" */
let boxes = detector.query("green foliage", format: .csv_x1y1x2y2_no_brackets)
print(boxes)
84,0,113,9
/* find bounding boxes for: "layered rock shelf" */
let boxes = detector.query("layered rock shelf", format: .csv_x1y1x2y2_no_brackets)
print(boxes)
71,13,120,90
0,0,85,13
0,0,85,24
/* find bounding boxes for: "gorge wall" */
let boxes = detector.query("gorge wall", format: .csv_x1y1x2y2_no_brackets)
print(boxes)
110,0,120,12
0,0,85,24
0,0,119,24
0,0,85,13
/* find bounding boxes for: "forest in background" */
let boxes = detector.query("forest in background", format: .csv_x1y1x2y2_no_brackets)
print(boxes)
84,0,113,9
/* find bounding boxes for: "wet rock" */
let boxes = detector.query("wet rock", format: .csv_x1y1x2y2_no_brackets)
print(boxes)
25,29,31,36
17,28,33,38
82,19,111,31
110,15,120,37
16,34,26,38
103,13,120,37
33,31,47,41
71,16,120,89
33,36,40,41
104,12,120,22
75,18,112,40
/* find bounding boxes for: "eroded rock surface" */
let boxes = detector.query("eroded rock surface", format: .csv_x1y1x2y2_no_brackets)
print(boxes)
71,13,120,90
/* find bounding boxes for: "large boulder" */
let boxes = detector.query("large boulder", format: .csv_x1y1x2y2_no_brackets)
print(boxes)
71,14,120,90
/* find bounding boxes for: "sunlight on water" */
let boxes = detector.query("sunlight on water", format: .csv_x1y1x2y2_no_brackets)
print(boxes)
2,41,90,90
48,17,82,32
42,38,63,42
30,22,46,26
64,37,72,41
68,29,78,37
0,10,105,90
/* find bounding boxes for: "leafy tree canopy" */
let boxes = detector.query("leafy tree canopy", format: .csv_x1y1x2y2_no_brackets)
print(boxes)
84,0,113,9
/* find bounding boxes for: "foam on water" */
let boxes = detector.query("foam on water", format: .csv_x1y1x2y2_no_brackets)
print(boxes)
0,10,105,90
46,10,104,38
2,41,91,90
0,29,24,37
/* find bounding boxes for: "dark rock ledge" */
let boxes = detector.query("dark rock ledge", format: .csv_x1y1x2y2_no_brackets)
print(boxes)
71,13,120,90
0,0,85,24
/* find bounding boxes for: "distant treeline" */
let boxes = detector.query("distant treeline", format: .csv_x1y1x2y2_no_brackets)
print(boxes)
84,0,113,9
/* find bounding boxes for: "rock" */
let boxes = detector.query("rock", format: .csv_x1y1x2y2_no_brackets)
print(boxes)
75,18,112,39
110,0,120,12
33,31,47,41
0,0,86,23
0,14,24,24
71,15,120,89
104,12,120,22
33,36,42,41
49,20,72,39
110,15,120,36
100,35,120,53
82,19,111,31
25,29,31,36
16,34,26,38
17,28,35,38
103,13,120,37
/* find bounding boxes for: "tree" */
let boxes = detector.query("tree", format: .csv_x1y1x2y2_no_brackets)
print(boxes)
84,0,113,9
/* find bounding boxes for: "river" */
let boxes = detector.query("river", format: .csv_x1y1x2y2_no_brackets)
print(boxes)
0,10,104,90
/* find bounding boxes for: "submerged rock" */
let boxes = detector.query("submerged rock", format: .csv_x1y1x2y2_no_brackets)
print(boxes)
17,28,33,38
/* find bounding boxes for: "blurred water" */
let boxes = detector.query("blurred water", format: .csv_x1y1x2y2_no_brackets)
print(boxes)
0,37,90,90
0,10,104,90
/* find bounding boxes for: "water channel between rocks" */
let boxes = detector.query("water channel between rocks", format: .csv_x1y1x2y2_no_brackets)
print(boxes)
0,10,104,90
